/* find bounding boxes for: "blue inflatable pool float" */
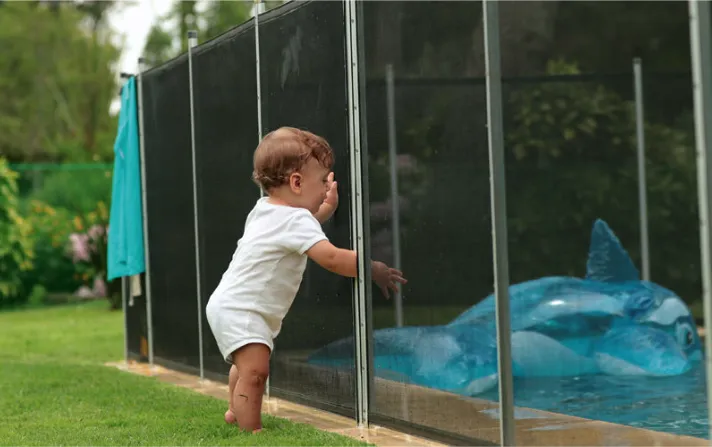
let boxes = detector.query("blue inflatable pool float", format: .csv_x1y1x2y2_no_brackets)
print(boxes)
307,219,703,396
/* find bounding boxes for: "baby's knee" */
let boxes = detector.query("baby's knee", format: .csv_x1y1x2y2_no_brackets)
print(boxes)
233,343,271,390
243,365,269,388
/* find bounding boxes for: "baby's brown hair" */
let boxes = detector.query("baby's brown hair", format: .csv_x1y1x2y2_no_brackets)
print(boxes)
252,127,334,191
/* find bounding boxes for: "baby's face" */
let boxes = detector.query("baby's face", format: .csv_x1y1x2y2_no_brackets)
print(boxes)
292,158,330,214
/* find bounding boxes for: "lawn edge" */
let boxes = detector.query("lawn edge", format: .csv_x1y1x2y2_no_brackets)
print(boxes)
105,360,444,447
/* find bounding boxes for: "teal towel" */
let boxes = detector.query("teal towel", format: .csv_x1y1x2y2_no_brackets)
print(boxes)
107,76,146,280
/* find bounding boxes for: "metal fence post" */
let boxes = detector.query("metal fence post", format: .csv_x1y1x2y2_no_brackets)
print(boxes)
385,64,403,328
255,0,264,152
122,276,129,363
187,30,205,382
345,0,369,427
253,0,269,397
117,74,132,367
483,1,515,445
137,56,155,369
633,57,650,282
688,0,712,440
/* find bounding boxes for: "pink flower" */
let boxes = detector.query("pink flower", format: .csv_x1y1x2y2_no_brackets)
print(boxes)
75,285,94,298
88,224,105,241
92,276,107,297
69,233,90,263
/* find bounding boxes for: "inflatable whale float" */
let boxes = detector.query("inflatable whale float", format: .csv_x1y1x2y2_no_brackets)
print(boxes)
307,219,702,396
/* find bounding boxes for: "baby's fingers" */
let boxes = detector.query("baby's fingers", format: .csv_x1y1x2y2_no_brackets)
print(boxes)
389,271,407,285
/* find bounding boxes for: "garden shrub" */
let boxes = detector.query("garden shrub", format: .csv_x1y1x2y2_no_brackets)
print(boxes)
504,59,699,301
68,201,121,309
20,200,82,294
29,167,112,216
387,59,700,309
20,199,120,309
0,159,34,306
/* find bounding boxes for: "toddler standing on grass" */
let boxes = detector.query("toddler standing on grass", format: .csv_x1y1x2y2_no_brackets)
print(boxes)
205,127,407,433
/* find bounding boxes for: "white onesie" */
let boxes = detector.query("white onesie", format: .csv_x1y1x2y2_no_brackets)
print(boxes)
205,197,328,363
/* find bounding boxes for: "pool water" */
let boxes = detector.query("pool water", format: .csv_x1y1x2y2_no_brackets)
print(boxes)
479,365,709,439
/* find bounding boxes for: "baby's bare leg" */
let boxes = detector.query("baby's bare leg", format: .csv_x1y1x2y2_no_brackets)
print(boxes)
224,364,239,424
231,343,270,432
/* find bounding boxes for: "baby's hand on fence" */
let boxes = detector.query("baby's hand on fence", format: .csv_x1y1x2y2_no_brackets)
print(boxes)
372,261,407,299
324,172,338,209
314,172,338,224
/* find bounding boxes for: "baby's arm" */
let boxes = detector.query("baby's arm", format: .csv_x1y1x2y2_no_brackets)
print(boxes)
306,240,357,276
306,240,407,297
313,202,336,224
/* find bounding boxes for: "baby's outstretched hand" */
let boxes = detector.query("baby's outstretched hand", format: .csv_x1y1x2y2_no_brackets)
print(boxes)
372,261,407,299
314,172,339,224
324,172,338,208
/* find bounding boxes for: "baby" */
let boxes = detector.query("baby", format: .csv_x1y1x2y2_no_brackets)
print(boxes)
205,126,407,432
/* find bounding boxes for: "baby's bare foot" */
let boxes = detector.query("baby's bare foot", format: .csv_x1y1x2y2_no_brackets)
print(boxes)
224,410,237,425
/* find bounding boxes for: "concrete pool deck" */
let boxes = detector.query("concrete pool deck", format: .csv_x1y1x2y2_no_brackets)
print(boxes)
109,359,708,446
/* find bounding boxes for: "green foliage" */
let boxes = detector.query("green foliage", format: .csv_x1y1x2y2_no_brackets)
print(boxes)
27,284,48,308
18,197,120,309
142,0,283,67
504,60,699,300
28,168,113,216
0,1,120,163
69,200,121,309
11,163,112,305
0,160,34,305
20,200,80,295
508,60,636,164
388,60,699,310
144,25,175,66
554,1,690,73
201,0,253,41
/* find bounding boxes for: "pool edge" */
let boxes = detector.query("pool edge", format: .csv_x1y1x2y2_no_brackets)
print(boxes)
274,351,709,446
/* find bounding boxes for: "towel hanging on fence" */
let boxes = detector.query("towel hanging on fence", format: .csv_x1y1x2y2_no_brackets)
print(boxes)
107,76,146,281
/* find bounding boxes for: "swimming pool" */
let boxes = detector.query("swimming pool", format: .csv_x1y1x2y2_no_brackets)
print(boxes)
479,364,709,439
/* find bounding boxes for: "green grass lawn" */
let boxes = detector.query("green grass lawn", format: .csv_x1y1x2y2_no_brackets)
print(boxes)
0,301,367,446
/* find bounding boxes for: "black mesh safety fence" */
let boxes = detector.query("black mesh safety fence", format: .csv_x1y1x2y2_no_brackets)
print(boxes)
642,73,699,309
129,0,706,443
500,72,695,297
502,74,640,287
496,1,704,442
141,55,201,373
257,0,357,415
352,0,701,444
191,20,260,380
354,1,498,444
497,71,703,442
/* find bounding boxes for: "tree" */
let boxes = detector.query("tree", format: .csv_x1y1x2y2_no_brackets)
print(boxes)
144,25,176,68
201,0,253,43
0,1,121,163
142,0,283,68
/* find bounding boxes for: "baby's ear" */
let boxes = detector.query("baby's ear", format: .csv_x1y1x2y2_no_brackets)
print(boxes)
289,172,302,191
